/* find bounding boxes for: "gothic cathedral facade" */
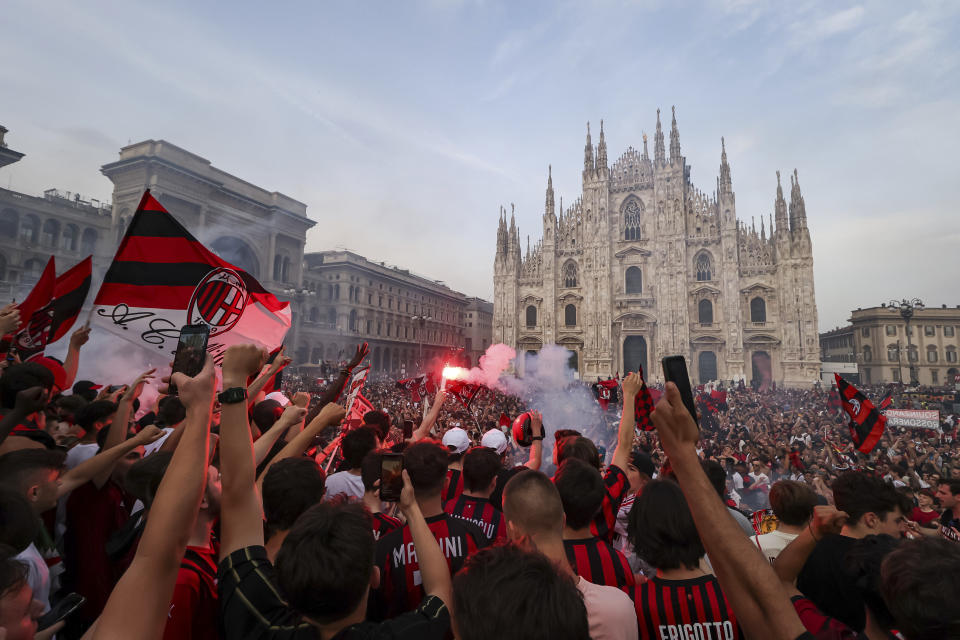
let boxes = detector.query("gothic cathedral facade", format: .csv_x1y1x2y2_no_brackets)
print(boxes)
493,109,821,388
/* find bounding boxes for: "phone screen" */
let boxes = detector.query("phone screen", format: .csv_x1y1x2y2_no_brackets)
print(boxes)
170,324,210,394
379,454,404,502
37,592,85,631
661,355,699,428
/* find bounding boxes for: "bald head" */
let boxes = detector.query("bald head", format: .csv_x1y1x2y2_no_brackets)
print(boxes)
502,470,564,538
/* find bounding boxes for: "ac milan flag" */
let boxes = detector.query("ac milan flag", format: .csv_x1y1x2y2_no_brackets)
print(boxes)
498,413,510,429
12,257,56,341
345,392,375,424
91,191,290,366
878,392,893,411
834,373,886,454
344,365,371,416
396,373,437,403
445,379,483,411
633,365,656,432
15,257,93,361
593,378,619,411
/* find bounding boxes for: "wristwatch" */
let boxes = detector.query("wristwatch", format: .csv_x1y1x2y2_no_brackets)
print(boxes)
218,387,247,405
531,435,544,441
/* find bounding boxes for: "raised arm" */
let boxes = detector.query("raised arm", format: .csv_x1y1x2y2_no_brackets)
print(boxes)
773,505,848,594
93,369,155,488
399,469,453,611
0,386,47,447
246,346,291,405
652,382,807,640
61,326,91,391
89,356,214,640
256,403,344,489
219,344,270,557
304,342,369,425
251,406,302,467
524,411,543,470
60,426,164,495
612,372,641,472
410,386,445,443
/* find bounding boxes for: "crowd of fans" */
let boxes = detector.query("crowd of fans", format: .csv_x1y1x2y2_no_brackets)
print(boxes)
0,329,958,639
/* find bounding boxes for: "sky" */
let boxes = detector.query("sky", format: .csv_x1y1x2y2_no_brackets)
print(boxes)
2,0,959,332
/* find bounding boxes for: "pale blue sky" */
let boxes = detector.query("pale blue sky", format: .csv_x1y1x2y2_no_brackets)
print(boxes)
2,0,958,331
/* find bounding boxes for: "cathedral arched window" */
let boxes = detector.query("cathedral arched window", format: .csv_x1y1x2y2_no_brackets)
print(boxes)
625,267,642,294
750,297,766,323
526,305,537,328
563,261,578,288
695,253,712,281
564,304,577,327
698,299,713,325
622,198,642,241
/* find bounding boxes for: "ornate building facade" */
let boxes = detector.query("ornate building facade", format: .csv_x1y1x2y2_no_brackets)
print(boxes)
493,110,821,387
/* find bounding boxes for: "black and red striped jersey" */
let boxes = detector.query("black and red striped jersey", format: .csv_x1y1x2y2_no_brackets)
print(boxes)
563,536,636,589
442,467,465,503
590,464,629,543
626,574,743,640
371,512,402,541
443,494,507,542
373,514,488,619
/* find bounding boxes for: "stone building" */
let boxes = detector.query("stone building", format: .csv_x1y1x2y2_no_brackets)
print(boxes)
464,297,494,366
493,110,821,387
298,250,467,373
836,304,960,386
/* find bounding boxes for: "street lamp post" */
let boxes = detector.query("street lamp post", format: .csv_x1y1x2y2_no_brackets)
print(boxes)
284,287,311,364
411,314,432,373
889,298,924,386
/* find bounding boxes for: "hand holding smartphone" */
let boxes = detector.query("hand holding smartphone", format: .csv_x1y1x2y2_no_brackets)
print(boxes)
379,453,404,502
37,592,85,631
661,355,699,429
169,324,210,394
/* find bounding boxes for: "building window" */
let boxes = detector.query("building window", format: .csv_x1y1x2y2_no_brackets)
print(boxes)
886,325,897,336
931,369,939,384
525,305,537,328
0,209,18,238
698,299,713,325
564,304,577,327
946,326,955,337
887,345,899,362
861,327,870,337
695,253,711,281
927,348,938,363
622,198,642,241
625,267,642,294
907,346,918,363
947,348,957,363
563,261,578,288
925,325,936,336
750,297,766,323
892,368,900,382
40,219,59,248
863,368,871,384
863,346,872,362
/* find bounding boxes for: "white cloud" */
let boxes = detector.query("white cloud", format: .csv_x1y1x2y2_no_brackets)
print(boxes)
813,5,864,38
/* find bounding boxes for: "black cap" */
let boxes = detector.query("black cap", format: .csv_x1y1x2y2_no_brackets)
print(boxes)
629,450,656,478
72,380,102,401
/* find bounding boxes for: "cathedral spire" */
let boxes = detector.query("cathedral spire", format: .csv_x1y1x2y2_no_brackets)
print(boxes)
545,165,555,218
583,122,594,173
669,105,681,163
760,214,766,241
719,136,732,196
789,168,807,231
654,109,665,165
774,171,788,231
596,119,608,169
642,133,649,160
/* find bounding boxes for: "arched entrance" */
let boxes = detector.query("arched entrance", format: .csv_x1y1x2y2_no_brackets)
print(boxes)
210,236,260,277
698,351,718,383
751,351,772,391
623,336,647,376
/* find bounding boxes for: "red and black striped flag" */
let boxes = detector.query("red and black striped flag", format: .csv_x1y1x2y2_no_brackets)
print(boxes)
396,373,437,403
834,373,886,454
634,365,656,431
444,379,483,411
92,191,290,366
14,257,93,361
878,391,893,411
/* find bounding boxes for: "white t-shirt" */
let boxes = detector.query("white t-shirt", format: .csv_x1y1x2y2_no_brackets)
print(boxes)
576,577,639,640
64,442,99,470
323,471,365,501
749,529,799,563
16,543,50,612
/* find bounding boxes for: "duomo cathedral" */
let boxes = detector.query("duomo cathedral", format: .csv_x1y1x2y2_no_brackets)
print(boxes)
492,108,821,388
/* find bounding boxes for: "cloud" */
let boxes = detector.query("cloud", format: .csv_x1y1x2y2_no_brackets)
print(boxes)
813,5,864,38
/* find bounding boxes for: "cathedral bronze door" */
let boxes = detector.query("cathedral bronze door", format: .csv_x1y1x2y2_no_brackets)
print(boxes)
623,336,647,376
698,351,718,383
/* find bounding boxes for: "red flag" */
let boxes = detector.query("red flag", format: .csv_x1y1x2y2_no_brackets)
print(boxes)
878,392,893,411
834,373,886,454
498,413,510,429
345,392,375,423
397,373,437,403
633,365,656,431
445,379,483,411
11,257,57,358
16,257,92,361
593,378,618,410
92,191,290,366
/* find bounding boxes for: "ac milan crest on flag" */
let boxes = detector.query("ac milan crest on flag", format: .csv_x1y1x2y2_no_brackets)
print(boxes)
835,373,886,454
592,378,619,411
345,365,371,416
11,257,57,358
91,191,290,366
633,366,656,432
445,379,483,411
15,257,93,361
396,373,437,403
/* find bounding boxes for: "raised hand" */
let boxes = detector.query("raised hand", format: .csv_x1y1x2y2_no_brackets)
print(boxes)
14,386,48,415
530,410,543,437
132,425,165,446
69,325,91,351
621,371,643,397
651,381,700,459
0,303,19,336
171,355,216,413
316,402,346,426
223,344,267,381
271,345,292,371
346,342,370,370
278,405,308,426
291,391,311,408
123,368,157,402
810,504,848,538
398,469,417,515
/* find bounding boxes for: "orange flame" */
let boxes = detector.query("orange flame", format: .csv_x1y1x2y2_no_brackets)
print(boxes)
442,366,468,381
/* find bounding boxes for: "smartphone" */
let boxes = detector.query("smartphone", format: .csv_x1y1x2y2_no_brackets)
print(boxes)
169,324,210,394
37,592,85,631
379,453,404,502
661,355,699,428
402,420,414,440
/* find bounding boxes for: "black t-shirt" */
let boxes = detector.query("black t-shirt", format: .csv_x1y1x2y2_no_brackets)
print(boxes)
940,509,960,542
796,534,864,631
489,465,526,511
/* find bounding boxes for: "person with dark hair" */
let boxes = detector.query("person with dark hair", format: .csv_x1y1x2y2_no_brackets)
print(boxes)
444,446,507,542
0,544,51,639
452,544,591,640
440,426,469,503
751,480,818,562
362,409,391,440
261,456,326,561
882,537,960,640
557,435,601,469
0,363,54,410
0,363,55,453
797,471,909,632
482,410,544,511
625,479,742,638
360,450,402,540
613,450,657,571
72,379,102,402
66,400,118,469
156,394,186,429
0,491,46,621
503,470,637,640
702,459,756,536
934,478,960,541
217,344,452,639
325,426,380,501
555,458,634,589
373,439,487,619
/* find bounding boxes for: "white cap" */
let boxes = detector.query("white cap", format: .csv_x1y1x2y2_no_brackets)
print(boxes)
264,392,290,407
481,428,509,455
442,427,471,454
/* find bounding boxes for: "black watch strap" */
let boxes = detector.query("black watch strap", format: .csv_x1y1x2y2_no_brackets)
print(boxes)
531,435,544,441
218,387,247,405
